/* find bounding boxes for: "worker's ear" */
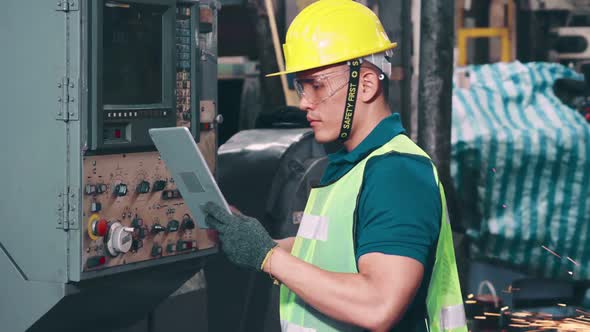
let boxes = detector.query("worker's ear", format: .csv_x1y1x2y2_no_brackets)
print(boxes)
358,68,381,103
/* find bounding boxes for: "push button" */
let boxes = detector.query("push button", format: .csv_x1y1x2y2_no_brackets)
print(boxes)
86,256,106,268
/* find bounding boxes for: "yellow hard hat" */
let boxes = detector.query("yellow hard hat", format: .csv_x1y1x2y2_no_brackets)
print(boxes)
267,0,397,77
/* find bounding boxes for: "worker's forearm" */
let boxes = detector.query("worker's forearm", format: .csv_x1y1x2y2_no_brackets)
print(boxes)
264,247,396,331
273,237,295,252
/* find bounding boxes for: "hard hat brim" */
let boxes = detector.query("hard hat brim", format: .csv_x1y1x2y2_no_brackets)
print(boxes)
265,43,398,77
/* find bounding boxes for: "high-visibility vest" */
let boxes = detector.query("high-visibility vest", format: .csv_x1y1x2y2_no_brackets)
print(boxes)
279,134,467,332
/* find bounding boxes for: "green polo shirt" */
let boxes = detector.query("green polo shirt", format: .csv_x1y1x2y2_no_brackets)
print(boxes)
320,113,441,332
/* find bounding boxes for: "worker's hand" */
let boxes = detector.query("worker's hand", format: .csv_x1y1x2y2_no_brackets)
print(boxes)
202,202,277,270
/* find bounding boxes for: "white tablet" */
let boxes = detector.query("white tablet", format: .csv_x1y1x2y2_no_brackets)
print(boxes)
149,127,231,228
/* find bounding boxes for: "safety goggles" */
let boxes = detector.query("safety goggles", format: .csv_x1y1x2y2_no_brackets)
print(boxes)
293,68,351,105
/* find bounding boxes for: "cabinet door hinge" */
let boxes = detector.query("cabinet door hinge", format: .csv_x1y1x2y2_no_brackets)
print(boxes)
57,77,79,122
57,191,68,230
57,188,79,230
56,1,79,12
67,188,79,230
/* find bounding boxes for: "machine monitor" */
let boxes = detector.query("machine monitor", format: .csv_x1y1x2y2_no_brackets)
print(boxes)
88,0,196,151
103,2,165,106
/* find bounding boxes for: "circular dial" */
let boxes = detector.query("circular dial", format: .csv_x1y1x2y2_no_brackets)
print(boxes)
106,222,134,256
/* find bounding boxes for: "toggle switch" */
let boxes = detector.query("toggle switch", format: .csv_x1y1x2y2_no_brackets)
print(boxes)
151,245,163,257
181,215,195,230
151,223,166,234
166,243,176,253
114,183,128,197
90,202,102,213
136,181,150,194
131,239,143,251
152,180,167,192
96,184,107,194
85,184,97,195
166,220,180,232
176,240,197,252
161,189,181,200
136,226,147,239
131,217,143,228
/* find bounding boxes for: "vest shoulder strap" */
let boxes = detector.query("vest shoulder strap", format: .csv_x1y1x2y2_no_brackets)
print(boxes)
364,134,440,184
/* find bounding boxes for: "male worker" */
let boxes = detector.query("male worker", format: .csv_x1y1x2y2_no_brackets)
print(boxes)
202,0,467,331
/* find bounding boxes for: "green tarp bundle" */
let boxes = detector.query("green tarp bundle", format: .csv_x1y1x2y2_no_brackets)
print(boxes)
452,61,589,280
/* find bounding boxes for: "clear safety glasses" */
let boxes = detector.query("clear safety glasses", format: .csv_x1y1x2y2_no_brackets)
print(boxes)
293,68,351,105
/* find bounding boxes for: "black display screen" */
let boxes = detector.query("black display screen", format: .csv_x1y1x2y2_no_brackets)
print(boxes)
103,2,165,105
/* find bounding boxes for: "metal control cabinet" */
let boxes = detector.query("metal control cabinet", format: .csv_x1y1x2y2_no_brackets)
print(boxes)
0,1,220,331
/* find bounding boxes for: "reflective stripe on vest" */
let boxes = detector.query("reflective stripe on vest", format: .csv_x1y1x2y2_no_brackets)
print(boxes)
280,134,467,332
281,320,317,332
297,214,330,241
440,304,467,330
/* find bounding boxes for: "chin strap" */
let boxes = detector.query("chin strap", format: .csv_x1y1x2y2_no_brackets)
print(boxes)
338,59,362,141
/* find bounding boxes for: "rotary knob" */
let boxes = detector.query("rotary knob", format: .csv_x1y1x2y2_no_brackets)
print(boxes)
105,222,134,256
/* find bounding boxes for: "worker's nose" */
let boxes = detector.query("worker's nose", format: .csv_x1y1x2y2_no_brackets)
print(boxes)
299,96,313,112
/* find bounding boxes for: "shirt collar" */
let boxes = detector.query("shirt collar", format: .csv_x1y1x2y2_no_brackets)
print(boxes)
328,113,406,164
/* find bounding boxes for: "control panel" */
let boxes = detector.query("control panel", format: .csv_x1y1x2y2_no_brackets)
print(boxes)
176,4,193,128
80,1,213,273
82,152,215,271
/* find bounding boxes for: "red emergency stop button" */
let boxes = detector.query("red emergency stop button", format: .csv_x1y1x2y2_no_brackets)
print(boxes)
92,219,109,237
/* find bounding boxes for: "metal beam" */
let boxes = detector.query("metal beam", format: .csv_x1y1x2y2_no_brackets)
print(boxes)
417,0,461,228
377,0,412,136
253,1,286,110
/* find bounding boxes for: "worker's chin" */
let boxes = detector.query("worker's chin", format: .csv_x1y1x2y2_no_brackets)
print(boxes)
312,130,338,144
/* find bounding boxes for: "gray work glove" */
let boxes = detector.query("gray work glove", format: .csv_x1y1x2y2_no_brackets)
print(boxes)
202,202,277,270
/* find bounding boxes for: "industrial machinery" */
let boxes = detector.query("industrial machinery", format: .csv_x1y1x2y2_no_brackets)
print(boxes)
517,0,590,65
0,0,220,331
